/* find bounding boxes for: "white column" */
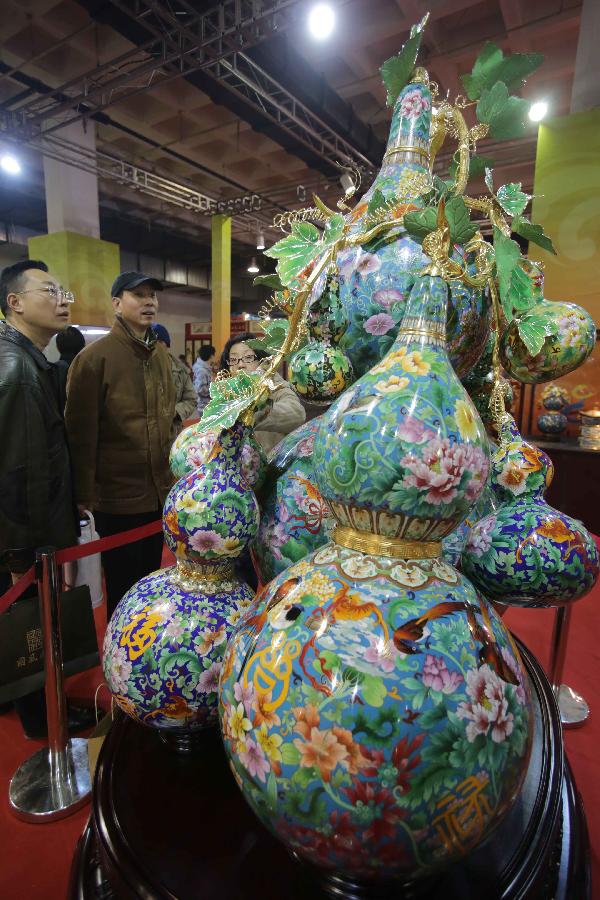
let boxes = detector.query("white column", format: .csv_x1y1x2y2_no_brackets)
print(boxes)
43,121,101,238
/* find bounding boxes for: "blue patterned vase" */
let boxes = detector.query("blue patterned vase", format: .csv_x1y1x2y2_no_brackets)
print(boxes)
170,421,266,489
103,423,259,747
335,75,490,380
462,417,599,607
220,276,532,887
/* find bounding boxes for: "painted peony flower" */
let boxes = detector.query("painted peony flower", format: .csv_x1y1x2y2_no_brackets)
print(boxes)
375,374,410,393
364,312,395,336
364,634,399,673
496,459,529,495
466,516,496,556
422,654,463,693
107,645,132,694
456,663,514,743
397,416,432,444
188,529,224,553
164,617,186,643
399,89,431,119
401,350,430,375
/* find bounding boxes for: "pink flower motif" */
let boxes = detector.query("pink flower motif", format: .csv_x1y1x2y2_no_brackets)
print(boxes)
355,252,381,276
198,661,221,693
399,89,430,120
456,664,514,743
422,654,463,694
397,417,432,445
238,737,270,782
338,248,359,279
373,288,404,308
364,313,395,336
364,634,398,673
296,435,315,457
164,618,186,643
401,438,488,506
466,516,496,557
189,529,224,553
234,680,256,715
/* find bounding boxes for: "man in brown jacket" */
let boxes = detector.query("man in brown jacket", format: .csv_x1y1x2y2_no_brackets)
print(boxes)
65,272,176,617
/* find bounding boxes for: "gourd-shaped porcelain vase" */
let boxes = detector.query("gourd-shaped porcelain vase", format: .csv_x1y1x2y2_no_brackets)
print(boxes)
103,423,259,750
170,420,267,489
500,262,596,384
289,270,354,405
336,74,490,380
219,276,533,888
462,417,599,607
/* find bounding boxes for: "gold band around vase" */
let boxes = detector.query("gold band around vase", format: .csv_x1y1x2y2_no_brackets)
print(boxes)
333,525,442,559
382,145,430,165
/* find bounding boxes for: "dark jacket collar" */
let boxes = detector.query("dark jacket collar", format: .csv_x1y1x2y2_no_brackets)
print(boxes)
0,321,52,370
112,316,157,355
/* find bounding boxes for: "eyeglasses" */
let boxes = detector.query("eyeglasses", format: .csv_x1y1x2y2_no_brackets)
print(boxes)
18,285,75,304
229,354,257,366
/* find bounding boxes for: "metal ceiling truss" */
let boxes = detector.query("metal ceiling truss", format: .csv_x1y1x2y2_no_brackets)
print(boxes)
1,0,300,138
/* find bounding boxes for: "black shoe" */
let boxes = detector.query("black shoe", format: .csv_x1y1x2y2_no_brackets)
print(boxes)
24,703,98,740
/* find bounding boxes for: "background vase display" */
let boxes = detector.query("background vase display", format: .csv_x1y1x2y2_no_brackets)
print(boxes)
334,76,490,380
536,383,569,437
289,271,354,405
220,276,533,888
103,424,259,750
462,417,599,607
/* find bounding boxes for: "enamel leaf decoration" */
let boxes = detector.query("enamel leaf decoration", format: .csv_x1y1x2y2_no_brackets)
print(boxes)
199,371,262,433
462,42,544,100
265,214,344,288
380,14,428,107
495,182,531,217
477,82,530,141
511,217,556,255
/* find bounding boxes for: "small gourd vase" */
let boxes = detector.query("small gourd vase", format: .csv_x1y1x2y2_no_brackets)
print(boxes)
103,423,260,749
500,262,596,384
335,74,490,380
462,417,599,607
253,418,335,584
536,383,569,437
170,421,267,489
289,271,354,406
219,277,532,888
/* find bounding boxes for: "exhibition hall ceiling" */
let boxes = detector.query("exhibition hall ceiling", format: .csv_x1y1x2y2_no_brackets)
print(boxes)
0,0,584,252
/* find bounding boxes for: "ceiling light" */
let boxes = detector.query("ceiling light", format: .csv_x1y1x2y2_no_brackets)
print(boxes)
308,4,335,41
256,231,265,250
247,257,260,274
1,153,21,175
340,172,354,193
529,101,548,123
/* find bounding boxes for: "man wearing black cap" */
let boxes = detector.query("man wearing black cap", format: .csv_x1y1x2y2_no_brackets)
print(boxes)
65,272,176,617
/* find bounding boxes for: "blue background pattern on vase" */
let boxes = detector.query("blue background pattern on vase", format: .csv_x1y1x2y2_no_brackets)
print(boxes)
219,542,533,880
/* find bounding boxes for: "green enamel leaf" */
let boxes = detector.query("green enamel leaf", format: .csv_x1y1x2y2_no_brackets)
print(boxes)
253,273,285,291
496,182,531,216
493,227,522,318
198,371,261,433
484,167,494,194
445,196,477,245
511,216,556,254
403,205,438,242
517,317,547,356
361,674,387,707
264,221,322,286
462,42,544,101
379,15,427,106
367,189,388,216
477,82,529,141
509,263,535,312
323,213,345,244
281,742,301,765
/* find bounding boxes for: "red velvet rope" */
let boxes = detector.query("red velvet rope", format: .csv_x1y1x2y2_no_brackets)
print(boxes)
0,518,162,614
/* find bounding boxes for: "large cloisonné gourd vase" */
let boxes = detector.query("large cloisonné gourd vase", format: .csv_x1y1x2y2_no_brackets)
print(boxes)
462,417,599,607
499,263,595,384
220,276,533,885
169,420,267,489
334,76,490,380
253,419,335,584
103,424,259,737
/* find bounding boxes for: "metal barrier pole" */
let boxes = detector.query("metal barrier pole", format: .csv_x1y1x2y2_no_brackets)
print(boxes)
9,547,91,821
549,605,589,728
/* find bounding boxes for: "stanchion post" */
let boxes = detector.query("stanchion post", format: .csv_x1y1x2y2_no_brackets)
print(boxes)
549,605,589,729
8,547,91,821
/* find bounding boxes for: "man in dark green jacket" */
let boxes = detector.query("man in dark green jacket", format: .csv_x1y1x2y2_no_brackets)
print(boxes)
65,272,176,617
0,259,94,738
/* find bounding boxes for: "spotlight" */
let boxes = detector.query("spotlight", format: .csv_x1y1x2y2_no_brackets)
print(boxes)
256,231,265,250
308,3,335,41
529,101,548,123
247,257,260,274
340,172,354,193
1,153,21,175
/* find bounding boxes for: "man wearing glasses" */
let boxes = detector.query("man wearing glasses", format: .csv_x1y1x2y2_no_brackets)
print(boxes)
65,272,175,618
0,259,96,737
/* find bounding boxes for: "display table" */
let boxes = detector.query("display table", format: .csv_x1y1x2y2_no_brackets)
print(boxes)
69,642,590,900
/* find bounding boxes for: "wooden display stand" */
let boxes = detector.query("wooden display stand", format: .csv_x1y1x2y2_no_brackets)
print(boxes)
69,642,591,900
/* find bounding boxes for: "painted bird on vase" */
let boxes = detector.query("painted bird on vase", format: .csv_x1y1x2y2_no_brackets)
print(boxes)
235,576,303,680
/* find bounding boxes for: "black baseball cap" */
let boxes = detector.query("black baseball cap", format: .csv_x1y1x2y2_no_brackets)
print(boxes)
111,271,163,297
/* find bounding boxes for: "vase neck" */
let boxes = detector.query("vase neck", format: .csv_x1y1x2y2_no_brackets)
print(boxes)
207,422,248,469
393,275,448,350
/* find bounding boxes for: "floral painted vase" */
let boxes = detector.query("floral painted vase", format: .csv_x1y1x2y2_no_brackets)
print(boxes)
313,275,490,540
219,544,532,884
335,76,490,380
253,419,335,584
169,421,266,489
103,423,260,747
462,417,599,607
536,383,569,437
220,275,531,887
499,265,595,384
537,412,568,436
